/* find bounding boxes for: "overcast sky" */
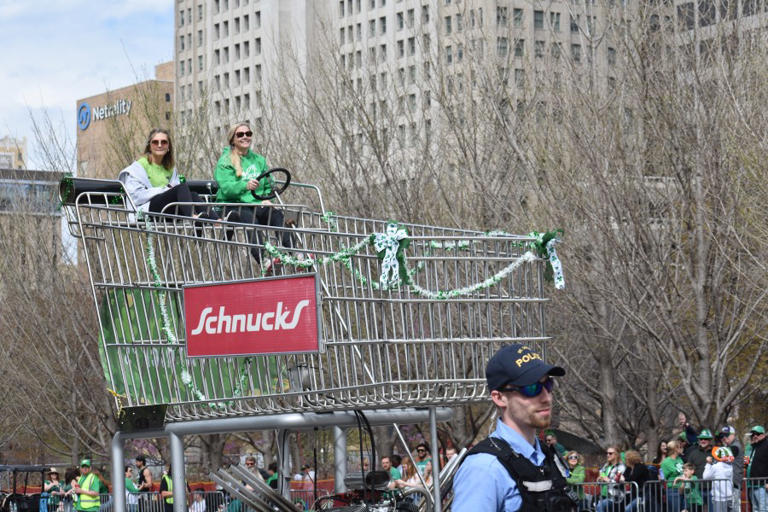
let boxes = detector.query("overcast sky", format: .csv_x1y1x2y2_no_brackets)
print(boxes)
0,0,174,169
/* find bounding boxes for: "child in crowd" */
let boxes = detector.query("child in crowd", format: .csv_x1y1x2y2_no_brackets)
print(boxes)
674,463,703,512
702,446,734,512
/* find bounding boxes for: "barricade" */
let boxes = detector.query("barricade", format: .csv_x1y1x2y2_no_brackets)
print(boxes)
568,481,639,512
744,477,768,512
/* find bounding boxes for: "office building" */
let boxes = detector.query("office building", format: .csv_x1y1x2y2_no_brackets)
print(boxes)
0,136,28,170
76,62,174,179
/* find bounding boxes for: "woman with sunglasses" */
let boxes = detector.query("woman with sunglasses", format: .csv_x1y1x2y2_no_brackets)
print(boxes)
214,121,292,263
119,128,217,220
564,452,586,499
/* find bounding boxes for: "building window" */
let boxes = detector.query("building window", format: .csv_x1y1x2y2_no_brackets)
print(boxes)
550,12,561,31
197,30,203,47
497,37,509,57
456,42,463,62
380,16,386,34
369,19,376,36
570,15,579,33
571,43,582,62
677,2,694,29
341,27,346,44
535,40,545,58
244,40,249,57
243,14,249,30
397,39,405,57
255,11,261,28
198,55,204,70
214,23,220,39
235,43,241,60
514,68,525,88
534,10,544,29
445,45,453,64
214,49,220,65
379,43,387,62
397,11,404,30
408,36,416,55
551,42,562,59
513,8,523,27
444,15,452,34
339,0,345,16
422,5,429,23
407,8,415,27
699,0,715,25
607,47,616,66
456,13,463,32
497,6,508,27
514,39,524,58
255,37,261,55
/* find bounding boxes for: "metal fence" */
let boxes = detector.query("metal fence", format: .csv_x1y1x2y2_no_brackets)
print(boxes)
569,478,758,512
37,491,227,512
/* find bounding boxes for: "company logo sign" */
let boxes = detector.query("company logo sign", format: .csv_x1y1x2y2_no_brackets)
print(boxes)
184,275,321,357
77,99,133,131
77,103,91,131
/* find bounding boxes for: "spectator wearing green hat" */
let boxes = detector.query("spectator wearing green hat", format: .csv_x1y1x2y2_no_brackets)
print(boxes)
687,429,714,478
748,425,768,512
73,460,100,512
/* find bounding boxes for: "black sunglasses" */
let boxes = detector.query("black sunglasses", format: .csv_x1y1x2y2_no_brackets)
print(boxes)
235,131,253,138
500,377,555,398
151,139,169,146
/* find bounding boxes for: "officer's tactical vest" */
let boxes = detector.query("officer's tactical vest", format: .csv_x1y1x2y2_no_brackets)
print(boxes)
464,437,578,512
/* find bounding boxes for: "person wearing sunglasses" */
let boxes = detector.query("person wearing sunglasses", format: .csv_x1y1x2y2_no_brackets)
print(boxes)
595,446,626,512
413,442,431,476
214,121,292,264
565,451,588,510
452,343,573,512
119,128,217,220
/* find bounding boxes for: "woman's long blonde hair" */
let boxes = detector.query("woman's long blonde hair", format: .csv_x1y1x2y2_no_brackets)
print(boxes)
226,121,251,178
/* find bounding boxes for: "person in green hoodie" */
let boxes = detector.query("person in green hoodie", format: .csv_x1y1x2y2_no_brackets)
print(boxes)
214,121,292,264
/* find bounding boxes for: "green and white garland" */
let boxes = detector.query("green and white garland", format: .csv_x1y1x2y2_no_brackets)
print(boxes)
263,222,565,297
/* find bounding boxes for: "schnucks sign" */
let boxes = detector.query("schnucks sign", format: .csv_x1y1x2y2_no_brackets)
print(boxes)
184,274,321,357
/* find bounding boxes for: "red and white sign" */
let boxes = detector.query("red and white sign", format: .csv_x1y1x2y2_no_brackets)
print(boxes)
184,274,321,357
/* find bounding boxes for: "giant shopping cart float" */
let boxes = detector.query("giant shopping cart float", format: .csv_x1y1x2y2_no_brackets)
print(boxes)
59,172,564,512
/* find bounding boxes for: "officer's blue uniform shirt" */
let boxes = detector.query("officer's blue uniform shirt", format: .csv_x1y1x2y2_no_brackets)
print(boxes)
452,418,548,512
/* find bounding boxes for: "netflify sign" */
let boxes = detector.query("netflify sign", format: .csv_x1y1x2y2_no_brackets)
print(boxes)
183,274,321,357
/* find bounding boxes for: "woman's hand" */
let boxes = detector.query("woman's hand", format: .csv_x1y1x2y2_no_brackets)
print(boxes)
246,179,260,191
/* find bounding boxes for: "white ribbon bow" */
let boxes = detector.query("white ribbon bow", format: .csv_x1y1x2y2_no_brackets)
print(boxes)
373,223,409,288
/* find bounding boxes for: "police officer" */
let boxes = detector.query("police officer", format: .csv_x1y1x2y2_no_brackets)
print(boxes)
452,343,572,512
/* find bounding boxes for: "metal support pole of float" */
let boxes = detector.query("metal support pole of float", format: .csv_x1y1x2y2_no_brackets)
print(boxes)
429,407,442,512
278,429,291,501
111,433,126,512
333,426,347,493
170,431,186,512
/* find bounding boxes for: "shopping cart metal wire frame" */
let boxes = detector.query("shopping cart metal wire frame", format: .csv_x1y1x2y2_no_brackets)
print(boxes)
59,175,560,512
60,176,553,422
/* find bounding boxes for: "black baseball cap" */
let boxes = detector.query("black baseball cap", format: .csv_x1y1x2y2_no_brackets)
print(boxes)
486,343,565,391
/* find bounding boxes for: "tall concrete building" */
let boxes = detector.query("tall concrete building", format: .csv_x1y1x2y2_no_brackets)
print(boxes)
174,0,331,140
173,0,629,166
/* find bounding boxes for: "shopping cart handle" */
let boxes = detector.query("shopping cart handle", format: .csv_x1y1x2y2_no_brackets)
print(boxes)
59,177,125,205
59,177,220,206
